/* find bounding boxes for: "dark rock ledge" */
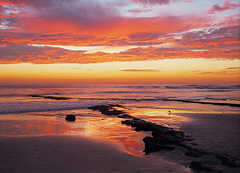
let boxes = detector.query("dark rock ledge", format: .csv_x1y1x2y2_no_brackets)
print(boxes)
89,104,134,119
65,114,76,122
89,104,240,173
29,94,71,100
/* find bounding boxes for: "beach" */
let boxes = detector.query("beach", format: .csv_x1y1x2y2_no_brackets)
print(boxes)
0,135,191,173
0,84,240,173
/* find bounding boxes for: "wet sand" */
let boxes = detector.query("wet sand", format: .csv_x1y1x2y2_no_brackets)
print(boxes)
179,113,240,159
0,135,190,173
151,113,240,173
0,105,239,173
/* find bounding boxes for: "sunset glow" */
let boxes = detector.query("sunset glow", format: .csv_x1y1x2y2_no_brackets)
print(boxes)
0,0,239,86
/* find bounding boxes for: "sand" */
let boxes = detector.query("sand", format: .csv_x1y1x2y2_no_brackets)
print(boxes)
0,135,191,173
180,113,240,158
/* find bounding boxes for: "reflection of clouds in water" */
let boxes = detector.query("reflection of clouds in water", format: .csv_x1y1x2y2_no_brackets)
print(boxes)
68,116,148,156
0,115,70,136
0,110,149,156
127,108,191,130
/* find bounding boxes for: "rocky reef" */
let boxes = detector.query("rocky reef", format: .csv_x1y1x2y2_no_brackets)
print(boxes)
89,104,240,173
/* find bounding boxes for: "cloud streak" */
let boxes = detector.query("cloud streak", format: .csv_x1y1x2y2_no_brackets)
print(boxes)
132,0,171,5
209,0,240,14
0,0,239,64
120,69,160,72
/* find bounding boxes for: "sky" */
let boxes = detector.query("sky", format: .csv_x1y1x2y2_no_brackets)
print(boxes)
0,0,239,86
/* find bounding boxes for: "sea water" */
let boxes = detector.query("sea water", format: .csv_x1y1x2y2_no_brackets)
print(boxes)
0,84,239,114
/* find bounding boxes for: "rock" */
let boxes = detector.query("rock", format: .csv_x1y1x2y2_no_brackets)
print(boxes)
121,120,132,125
215,154,240,167
122,119,187,154
135,121,155,132
143,136,175,154
122,119,168,132
43,96,71,100
29,94,71,100
117,114,133,119
65,115,76,122
189,161,213,172
185,151,203,158
190,142,198,146
185,147,207,158
89,105,128,117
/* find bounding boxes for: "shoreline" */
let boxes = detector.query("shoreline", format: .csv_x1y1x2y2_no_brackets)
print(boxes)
0,135,190,173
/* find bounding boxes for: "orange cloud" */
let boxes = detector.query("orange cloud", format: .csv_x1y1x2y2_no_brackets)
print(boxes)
0,0,239,64
0,40,239,64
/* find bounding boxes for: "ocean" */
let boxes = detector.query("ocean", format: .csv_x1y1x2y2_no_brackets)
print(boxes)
0,84,239,115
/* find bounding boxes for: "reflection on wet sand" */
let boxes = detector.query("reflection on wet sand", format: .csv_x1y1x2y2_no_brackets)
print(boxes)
0,106,195,156
126,108,191,130
0,110,150,156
